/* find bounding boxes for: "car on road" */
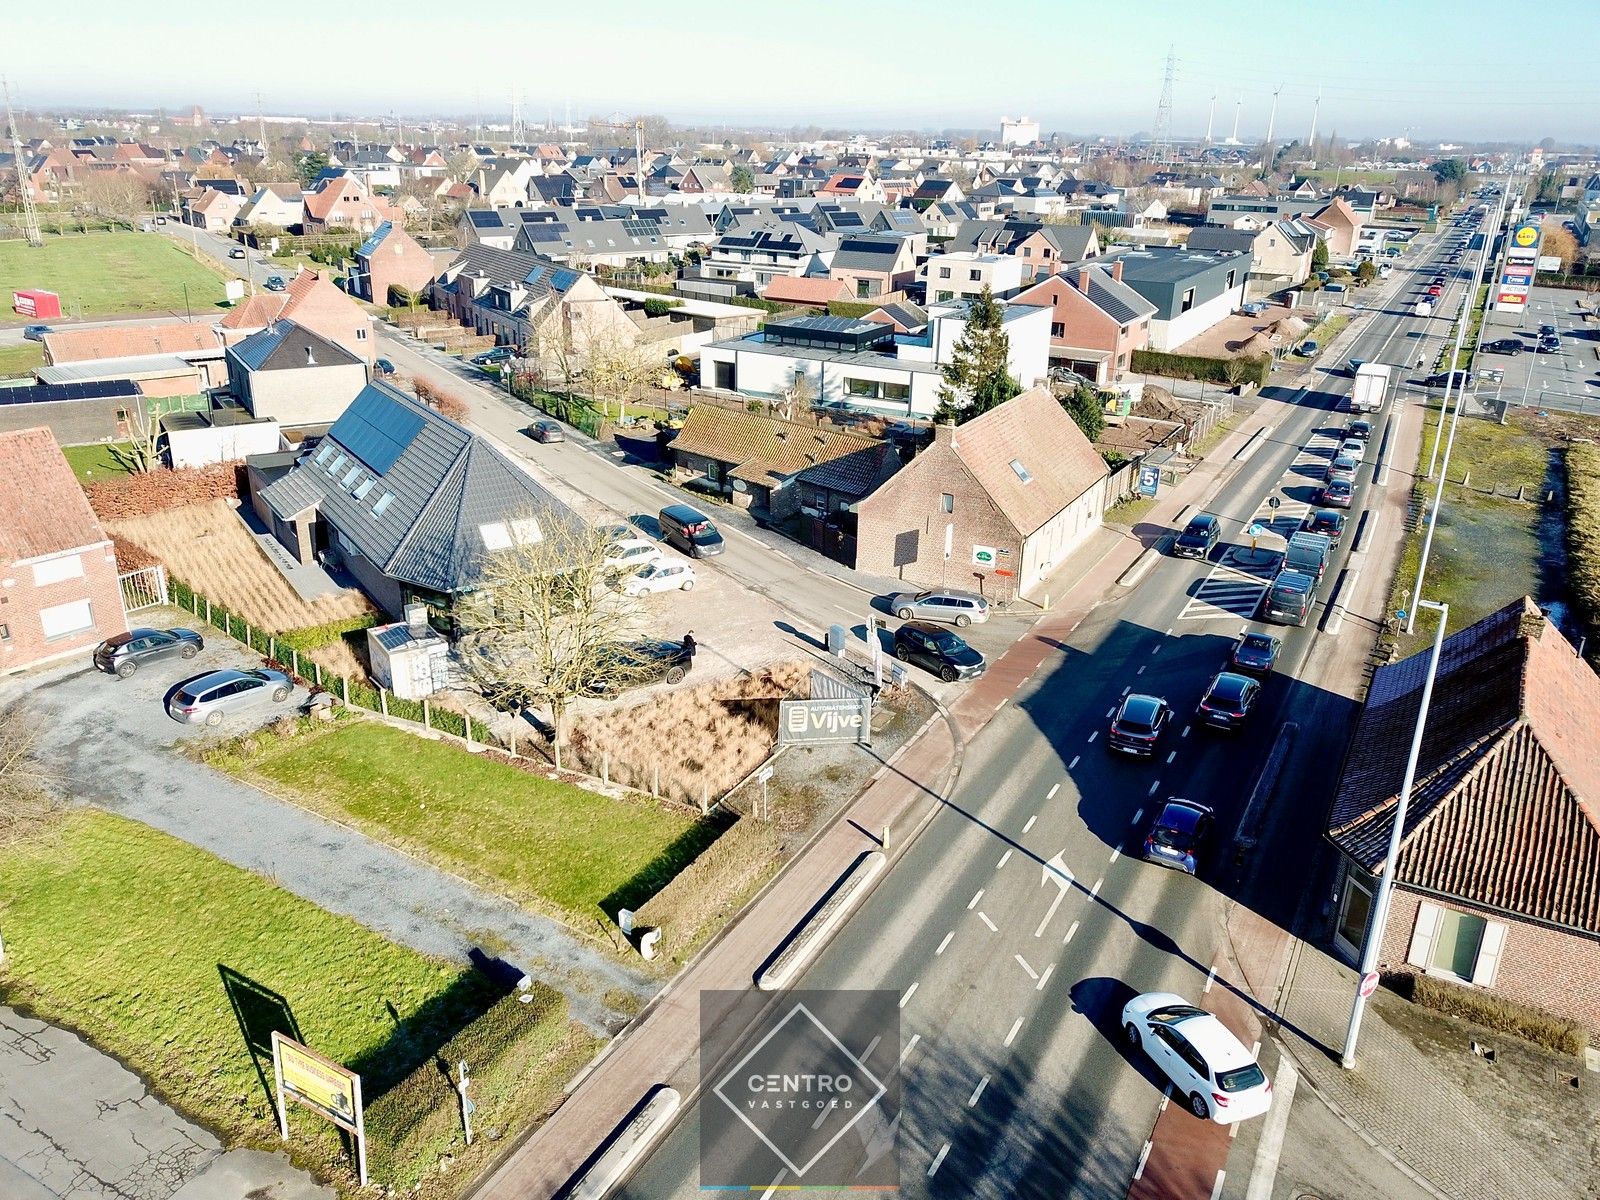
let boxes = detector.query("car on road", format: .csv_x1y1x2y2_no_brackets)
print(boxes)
1426,284,1442,297
525,419,565,443
167,667,291,726
93,627,205,678
22,323,53,341
580,639,694,697
1536,336,1561,354
1344,418,1373,442
1121,991,1272,1124
373,358,396,376
1227,631,1281,677
1324,455,1359,485
471,346,514,365
1196,671,1262,731
1300,508,1347,544
1139,799,1215,875
893,621,987,682
263,275,286,291
1420,370,1473,390
1538,324,1557,338
1108,693,1171,757
229,246,247,259
1338,436,1367,463
620,559,696,596
1484,338,1523,356
1172,513,1221,560
1319,477,1355,509
602,538,662,572
888,587,989,626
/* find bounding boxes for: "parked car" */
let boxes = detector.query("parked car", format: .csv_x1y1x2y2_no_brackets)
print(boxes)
22,323,52,341
1320,478,1355,509
893,620,987,682
1121,991,1273,1124
602,538,662,571
1324,455,1359,485
471,346,514,365
621,559,696,596
1227,631,1281,677
167,668,291,726
1196,671,1262,731
373,358,396,376
1108,693,1171,757
1172,513,1221,560
1240,302,1266,317
93,626,204,678
1484,338,1523,356
658,503,725,558
263,275,286,292
1300,508,1347,544
525,419,565,443
1140,799,1216,876
1295,339,1319,356
580,639,694,697
888,587,989,627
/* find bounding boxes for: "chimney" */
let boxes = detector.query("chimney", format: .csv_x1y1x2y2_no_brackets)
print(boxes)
1111,259,1124,282
1077,265,1092,292
933,420,958,448
305,345,316,365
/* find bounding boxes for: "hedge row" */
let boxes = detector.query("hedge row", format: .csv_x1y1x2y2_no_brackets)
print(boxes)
1564,442,1600,646
84,463,242,520
826,299,883,319
1386,970,1588,1057
274,613,382,655
1131,349,1270,388
634,816,781,965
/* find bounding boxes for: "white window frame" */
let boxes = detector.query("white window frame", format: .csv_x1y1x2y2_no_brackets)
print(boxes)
39,598,95,640
1406,900,1508,987
32,555,84,587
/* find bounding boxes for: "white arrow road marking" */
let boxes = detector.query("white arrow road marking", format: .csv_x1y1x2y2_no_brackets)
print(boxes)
1036,852,1074,936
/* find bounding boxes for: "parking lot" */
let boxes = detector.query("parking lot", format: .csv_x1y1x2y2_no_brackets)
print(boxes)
1478,285,1600,417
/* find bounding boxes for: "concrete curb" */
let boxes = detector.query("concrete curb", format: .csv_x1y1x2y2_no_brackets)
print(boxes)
1117,538,1171,588
1320,568,1359,635
1230,722,1297,868
1234,424,1274,462
756,850,887,991
565,1085,681,1200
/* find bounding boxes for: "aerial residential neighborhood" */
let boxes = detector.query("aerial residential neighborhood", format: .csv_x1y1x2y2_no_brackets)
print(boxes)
3,8,1599,1200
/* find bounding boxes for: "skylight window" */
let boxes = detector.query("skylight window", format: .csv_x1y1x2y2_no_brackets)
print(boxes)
371,492,395,517
342,464,363,487
314,444,335,464
479,522,512,550
353,478,375,500
327,453,348,475
510,517,543,544
1009,459,1033,484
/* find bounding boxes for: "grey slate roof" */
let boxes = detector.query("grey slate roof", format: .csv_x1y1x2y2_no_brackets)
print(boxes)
830,234,909,273
258,382,576,594
1184,226,1258,255
1078,264,1157,325
952,219,1096,262
231,322,361,372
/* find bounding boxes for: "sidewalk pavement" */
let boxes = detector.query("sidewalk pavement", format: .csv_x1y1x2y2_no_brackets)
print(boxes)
1274,943,1600,1200
468,402,1283,1200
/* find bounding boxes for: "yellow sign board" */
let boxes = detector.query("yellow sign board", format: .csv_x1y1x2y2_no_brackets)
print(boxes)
271,1032,367,1184
1512,223,1540,248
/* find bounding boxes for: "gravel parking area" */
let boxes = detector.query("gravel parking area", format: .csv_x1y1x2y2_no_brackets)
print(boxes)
1171,300,1308,359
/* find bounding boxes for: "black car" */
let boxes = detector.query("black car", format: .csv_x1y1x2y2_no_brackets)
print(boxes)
893,621,987,682
1172,513,1221,560
472,346,514,365
93,626,205,678
1108,693,1171,757
1536,336,1561,354
374,358,397,375
1196,671,1262,731
1484,338,1523,356
1538,324,1557,338
1420,370,1473,390
1301,508,1347,543
1227,632,1281,677
580,639,694,697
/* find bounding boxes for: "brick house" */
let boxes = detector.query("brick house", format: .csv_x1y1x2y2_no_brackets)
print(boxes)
218,269,375,364
1310,196,1363,260
302,174,403,235
1326,598,1600,1036
760,276,854,309
950,219,1100,284
1012,258,1155,383
826,234,920,301
854,387,1111,600
667,405,898,528
348,221,439,305
0,427,127,673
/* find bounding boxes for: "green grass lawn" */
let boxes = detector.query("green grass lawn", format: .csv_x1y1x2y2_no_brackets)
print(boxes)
0,233,228,318
0,340,43,377
62,441,137,482
226,721,723,923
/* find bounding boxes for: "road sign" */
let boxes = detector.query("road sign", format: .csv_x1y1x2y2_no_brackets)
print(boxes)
1266,497,1281,510
1359,970,1381,999
1247,522,1266,538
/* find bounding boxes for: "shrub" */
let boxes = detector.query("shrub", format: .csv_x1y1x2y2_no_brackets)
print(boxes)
1564,442,1600,645
826,300,881,319
84,463,242,520
276,613,382,655
642,297,682,318
634,817,781,960
1399,971,1588,1057
1132,349,1270,388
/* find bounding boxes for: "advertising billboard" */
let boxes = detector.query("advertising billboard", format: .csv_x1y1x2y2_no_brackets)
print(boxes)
780,697,871,745
271,1032,367,1183
1506,221,1542,262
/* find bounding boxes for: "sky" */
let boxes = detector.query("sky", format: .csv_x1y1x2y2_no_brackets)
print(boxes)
10,0,1597,144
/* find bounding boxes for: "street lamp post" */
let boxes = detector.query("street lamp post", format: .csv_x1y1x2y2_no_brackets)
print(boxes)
1342,598,1449,1069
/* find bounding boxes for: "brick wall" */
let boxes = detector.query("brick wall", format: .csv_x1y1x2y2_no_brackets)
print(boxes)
0,544,128,673
1380,887,1600,1036
855,426,1022,598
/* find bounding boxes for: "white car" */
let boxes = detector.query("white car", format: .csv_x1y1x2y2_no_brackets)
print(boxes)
1338,436,1367,463
621,559,697,596
1120,992,1272,1124
603,538,661,571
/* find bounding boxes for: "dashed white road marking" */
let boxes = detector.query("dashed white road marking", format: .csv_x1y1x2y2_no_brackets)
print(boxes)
1121,685,1132,697
1036,964,1054,991
1087,731,1099,743
1211,1170,1226,1200
996,849,1013,869
1047,783,1061,799
1182,724,1192,738
978,912,998,932
1205,964,1217,993
1133,1140,1153,1180
1004,1017,1024,1047
1089,877,1103,899
1148,780,1161,795
1022,814,1037,833
1105,707,1117,719
1068,756,1080,769
1132,807,1143,824
968,889,983,910
928,1142,951,1178
936,931,954,955
1166,750,1177,764
1136,664,1146,675
899,983,918,1008
1063,920,1080,945
899,1034,922,1066
1109,845,1121,865
968,1075,990,1106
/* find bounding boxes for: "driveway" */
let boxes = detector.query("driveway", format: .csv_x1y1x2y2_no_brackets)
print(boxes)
0,1007,328,1200
3,649,654,1033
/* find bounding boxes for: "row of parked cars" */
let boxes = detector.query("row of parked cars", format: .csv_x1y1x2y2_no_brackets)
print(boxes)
92,627,294,726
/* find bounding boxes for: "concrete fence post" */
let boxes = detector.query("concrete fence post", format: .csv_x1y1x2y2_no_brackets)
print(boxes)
380,689,388,717
290,648,300,677
423,698,431,729
313,662,322,687
509,726,517,757
700,781,709,816
652,762,659,797
268,636,276,661
602,752,609,786
204,597,211,625
464,715,473,750
341,675,350,706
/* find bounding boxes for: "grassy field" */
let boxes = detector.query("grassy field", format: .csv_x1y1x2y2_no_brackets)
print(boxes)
62,441,137,483
223,720,723,922
0,233,228,318
0,811,595,1194
1385,404,1555,659
0,339,43,377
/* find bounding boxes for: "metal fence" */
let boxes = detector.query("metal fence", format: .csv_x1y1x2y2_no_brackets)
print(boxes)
119,565,169,614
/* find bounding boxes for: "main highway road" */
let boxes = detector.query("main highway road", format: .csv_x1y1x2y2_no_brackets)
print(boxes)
608,210,1490,1200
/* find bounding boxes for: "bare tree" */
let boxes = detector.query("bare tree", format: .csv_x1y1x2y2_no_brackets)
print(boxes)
80,171,151,229
0,703,61,847
120,398,162,473
777,370,815,420
454,514,652,751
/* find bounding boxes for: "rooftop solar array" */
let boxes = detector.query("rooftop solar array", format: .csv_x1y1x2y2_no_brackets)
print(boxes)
329,387,425,475
0,378,140,407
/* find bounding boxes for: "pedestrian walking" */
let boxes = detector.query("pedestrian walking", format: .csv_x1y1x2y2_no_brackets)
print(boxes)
682,630,696,660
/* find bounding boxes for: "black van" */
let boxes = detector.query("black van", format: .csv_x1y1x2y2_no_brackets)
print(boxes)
658,503,725,558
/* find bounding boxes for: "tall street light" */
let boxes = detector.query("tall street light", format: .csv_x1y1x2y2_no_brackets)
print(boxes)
1342,598,1449,1069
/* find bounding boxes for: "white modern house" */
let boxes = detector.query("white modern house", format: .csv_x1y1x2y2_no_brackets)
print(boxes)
922,251,1028,301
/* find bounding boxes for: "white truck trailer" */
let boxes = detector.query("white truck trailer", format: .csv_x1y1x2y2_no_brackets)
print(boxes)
1350,362,1393,412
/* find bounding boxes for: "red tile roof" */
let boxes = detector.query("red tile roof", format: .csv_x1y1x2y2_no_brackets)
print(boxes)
761,276,853,306
42,322,222,364
0,428,111,561
1328,598,1600,933
672,406,887,496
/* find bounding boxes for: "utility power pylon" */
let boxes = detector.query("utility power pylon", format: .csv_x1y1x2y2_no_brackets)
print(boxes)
3,77,42,247
1151,45,1176,164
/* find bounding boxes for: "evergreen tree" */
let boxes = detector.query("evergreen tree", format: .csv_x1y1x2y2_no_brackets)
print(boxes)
1060,384,1106,442
934,286,1021,423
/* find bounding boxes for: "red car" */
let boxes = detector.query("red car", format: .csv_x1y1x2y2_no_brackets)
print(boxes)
1427,285,1443,297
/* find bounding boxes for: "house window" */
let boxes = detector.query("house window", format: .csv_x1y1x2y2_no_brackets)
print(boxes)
1180,287,1196,314
0,623,8,641
1050,321,1065,338
1226,269,1237,289
857,279,872,299
882,381,910,401
938,291,954,302
1022,247,1031,257
357,328,368,341
938,266,951,279
39,598,94,640
1406,900,1507,987
1335,875,1373,956
940,493,954,513
969,269,981,281
32,555,84,587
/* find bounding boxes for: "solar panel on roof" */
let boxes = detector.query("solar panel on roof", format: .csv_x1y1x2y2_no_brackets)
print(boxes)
0,379,141,407
468,210,504,228
550,269,580,291
523,225,563,243
621,219,656,237
329,388,426,476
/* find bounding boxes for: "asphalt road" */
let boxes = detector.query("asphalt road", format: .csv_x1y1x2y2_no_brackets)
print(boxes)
608,224,1477,1198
